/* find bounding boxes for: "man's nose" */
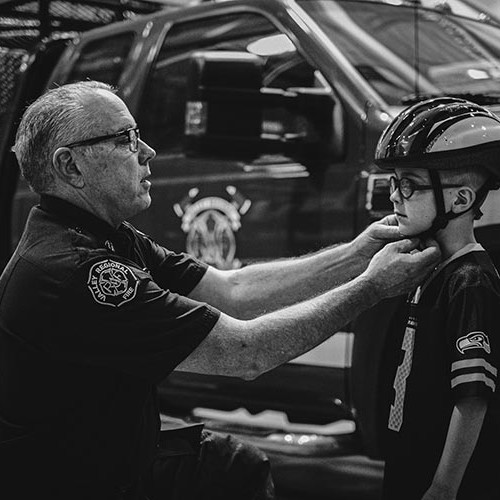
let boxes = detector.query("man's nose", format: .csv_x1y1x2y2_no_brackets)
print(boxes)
139,139,156,163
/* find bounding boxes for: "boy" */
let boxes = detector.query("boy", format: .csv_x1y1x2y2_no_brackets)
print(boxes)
373,97,500,499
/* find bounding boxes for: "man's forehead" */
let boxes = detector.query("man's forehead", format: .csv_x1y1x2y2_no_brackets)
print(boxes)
84,89,135,131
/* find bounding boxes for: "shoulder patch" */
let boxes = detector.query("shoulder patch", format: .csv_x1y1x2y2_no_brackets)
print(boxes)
87,259,139,307
456,331,491,355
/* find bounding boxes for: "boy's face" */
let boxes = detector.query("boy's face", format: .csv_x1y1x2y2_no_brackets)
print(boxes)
390,168,437,237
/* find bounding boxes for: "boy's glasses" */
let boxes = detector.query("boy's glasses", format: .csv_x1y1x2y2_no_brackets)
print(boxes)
389,176,461,200
62,127,140,153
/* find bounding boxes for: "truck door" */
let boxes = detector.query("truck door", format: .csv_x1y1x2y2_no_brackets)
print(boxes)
133,11,337,268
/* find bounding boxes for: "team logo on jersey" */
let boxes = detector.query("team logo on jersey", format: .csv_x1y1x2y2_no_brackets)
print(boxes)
87,259,139,307
456,331,491,355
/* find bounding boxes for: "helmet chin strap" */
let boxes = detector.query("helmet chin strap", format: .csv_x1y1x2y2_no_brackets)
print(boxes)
413,170,449,241
415,171,492,241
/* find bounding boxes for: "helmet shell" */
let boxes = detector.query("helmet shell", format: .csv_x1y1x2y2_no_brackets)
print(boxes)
374,97,500,184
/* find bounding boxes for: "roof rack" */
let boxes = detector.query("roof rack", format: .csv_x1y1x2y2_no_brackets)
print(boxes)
0,0,193,49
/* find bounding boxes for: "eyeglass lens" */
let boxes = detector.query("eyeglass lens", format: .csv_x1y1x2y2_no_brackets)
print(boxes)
128,128,140,153
389,176,415,199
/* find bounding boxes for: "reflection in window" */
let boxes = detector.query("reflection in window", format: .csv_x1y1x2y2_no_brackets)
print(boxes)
303,0,500,104
67,33,134,86
138,13,324,155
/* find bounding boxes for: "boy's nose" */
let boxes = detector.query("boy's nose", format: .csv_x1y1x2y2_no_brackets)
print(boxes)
390,188,402,203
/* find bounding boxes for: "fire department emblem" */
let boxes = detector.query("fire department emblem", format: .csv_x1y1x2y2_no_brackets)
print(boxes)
173,186,251,270
87,259,139,307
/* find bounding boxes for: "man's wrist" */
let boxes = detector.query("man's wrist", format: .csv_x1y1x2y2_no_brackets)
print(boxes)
352,272,382,308
342,239,371,274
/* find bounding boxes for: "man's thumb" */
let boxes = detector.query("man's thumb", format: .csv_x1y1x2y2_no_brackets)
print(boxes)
390,238,420,253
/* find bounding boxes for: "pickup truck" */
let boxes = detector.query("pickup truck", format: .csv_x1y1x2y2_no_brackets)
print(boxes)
1,0,500,498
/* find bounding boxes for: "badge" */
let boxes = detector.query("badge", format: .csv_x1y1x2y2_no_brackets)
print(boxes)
87,259,139,307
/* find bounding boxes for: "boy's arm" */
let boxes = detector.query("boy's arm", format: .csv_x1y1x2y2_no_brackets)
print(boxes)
422,397,488,500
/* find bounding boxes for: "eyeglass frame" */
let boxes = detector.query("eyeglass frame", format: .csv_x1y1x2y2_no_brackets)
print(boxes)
61,126,140,153
389,175,462,200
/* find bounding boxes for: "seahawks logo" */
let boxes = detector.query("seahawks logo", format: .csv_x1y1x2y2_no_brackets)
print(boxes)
456,332,491,355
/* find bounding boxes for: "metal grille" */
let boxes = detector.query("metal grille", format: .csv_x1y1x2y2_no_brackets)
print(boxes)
0,0,169,50
0,47,27,129
0,0,175,144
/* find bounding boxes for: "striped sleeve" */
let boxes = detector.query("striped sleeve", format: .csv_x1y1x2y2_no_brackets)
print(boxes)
451,358,497,393
447,285,499,400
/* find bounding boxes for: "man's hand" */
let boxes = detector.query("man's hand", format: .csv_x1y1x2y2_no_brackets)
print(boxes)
353,215,402,261
362,238,441,299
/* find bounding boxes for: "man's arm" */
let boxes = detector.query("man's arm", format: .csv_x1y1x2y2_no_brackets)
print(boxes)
189,215,402,319
178,238,440,378
422,397,488,500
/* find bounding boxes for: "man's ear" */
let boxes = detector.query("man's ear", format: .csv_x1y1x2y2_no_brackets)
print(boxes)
52,147,85,188
451,186,475,214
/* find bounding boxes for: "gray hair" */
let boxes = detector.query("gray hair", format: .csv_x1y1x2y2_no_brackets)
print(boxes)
14,81,116,193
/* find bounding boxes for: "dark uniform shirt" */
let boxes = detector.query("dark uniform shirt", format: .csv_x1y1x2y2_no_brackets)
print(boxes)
0,195,220,499
380,245,500,500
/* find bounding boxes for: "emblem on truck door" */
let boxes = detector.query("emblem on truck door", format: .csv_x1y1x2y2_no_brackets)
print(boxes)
173,186,251,270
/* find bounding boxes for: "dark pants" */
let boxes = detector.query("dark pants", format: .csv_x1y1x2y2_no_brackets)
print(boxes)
1,426,274,500
136,426,275,500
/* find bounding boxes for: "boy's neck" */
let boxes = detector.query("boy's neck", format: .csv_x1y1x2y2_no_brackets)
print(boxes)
435,217,478,260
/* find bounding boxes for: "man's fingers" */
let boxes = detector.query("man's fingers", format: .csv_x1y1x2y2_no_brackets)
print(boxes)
363,236,442,299
370,222,402,243
376,225,401,240
381,214,398,227
420,237,440,251
415,243,441,266
390,238,420,253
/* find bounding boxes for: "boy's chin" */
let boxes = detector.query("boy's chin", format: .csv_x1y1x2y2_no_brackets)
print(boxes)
398,224,430,238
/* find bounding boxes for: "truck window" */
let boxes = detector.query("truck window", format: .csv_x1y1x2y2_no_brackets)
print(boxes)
301,0,500,106
67,33,134,86
138,13,322,154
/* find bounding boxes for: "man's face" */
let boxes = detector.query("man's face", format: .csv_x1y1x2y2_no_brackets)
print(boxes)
390,168,437,237
75,90,156,225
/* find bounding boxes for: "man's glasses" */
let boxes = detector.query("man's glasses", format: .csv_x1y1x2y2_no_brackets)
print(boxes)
62,127,140,153
389,176,461,200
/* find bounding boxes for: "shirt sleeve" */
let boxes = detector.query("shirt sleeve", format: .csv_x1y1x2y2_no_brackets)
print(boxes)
49,255,220,384
131,226,208,296
446,284,499,402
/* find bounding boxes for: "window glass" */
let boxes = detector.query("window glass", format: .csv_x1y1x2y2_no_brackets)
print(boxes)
67,33,134,86
302,0,500,105
138,13,322,154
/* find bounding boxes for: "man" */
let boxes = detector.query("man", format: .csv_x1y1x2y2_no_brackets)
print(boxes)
0,81,439,500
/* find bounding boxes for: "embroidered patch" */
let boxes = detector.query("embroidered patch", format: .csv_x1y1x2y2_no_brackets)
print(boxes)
87,259,139,307
456,331,491,355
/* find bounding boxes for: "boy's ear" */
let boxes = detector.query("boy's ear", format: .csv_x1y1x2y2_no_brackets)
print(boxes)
451,186,475,214
52,147,85,188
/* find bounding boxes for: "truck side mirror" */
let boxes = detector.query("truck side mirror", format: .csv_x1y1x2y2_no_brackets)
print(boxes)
184,50,336,161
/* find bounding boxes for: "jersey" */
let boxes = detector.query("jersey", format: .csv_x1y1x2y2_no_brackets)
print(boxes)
0,195,220,499
380,244,500,500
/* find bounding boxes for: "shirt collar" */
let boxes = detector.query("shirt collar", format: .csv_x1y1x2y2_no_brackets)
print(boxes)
39,194,119,241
